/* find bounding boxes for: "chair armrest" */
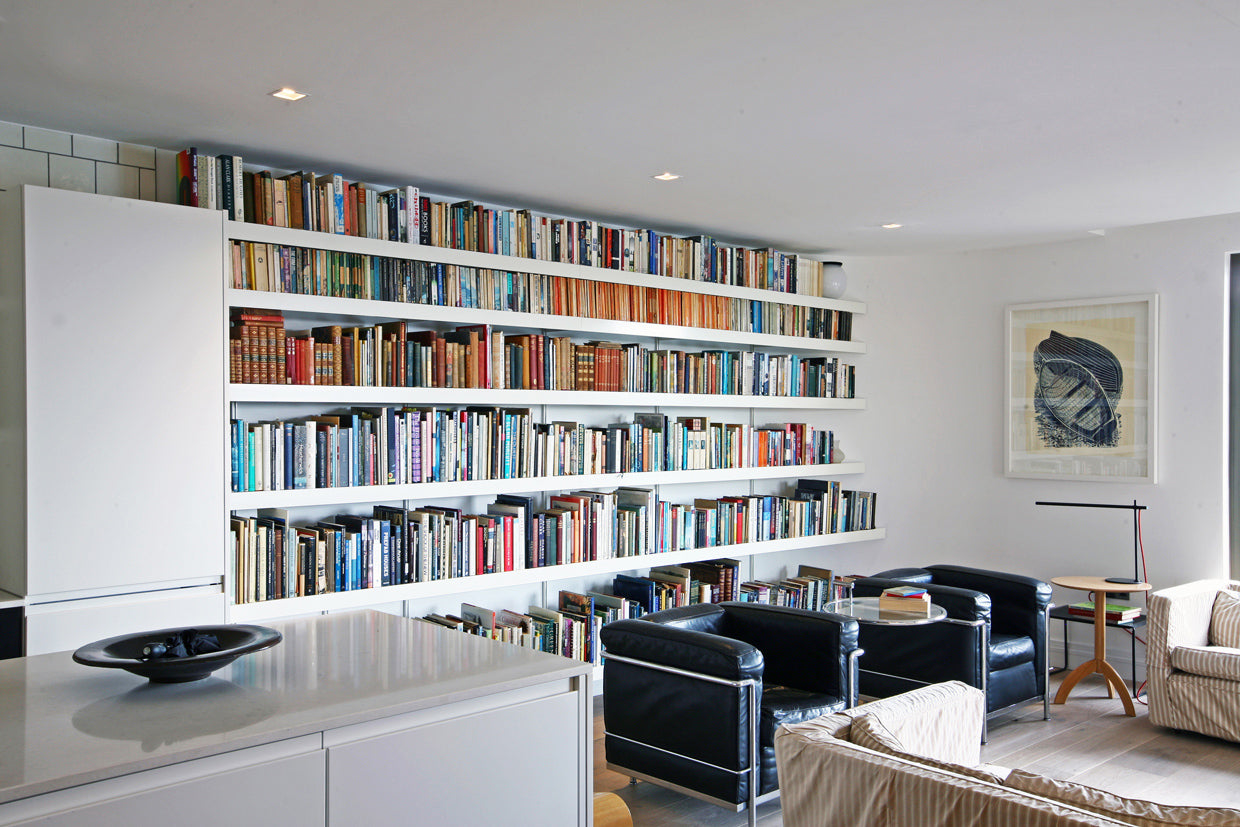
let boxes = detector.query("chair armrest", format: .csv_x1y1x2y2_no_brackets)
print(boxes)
719,602,860,698
1147,580,1232,673
600,618,763,682
870,567,934,583
842,680,985,765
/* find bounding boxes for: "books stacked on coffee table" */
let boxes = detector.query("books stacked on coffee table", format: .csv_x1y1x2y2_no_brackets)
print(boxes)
878,585,932,616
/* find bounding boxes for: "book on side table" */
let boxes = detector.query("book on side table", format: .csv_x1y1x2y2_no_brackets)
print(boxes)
878,585,931,616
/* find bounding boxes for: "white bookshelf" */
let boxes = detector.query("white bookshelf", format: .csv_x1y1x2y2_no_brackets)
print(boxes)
227,289,865,356
228,463,867,508
227,221,868,314
228,528,886,623
224,214,881,666
227,384,867,409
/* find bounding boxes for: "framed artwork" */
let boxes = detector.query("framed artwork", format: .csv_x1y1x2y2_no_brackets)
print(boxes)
1006,294,1158,482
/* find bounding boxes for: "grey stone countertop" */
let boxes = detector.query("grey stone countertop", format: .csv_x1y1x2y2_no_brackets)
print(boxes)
0,610,590,804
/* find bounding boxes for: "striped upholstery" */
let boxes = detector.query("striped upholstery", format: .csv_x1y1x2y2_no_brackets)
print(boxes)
776,722,1132,826
836,679,985,766
849,713,1009,785
1005,769,1240,826
1147,580,1240,742
1209,590,1240,648
1171,645,1240,681
850,712,905,751
775,682,1139,827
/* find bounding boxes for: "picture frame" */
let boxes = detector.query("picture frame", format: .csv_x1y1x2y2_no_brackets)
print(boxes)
1005,294,1158,482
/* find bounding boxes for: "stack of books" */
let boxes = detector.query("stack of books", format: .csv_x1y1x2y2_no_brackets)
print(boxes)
878,585,931,616
1067,601,1142,622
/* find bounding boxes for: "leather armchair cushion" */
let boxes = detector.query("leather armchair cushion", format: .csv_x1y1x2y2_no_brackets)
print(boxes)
989,632,1036,671
721,602,859,696
760,688,848,747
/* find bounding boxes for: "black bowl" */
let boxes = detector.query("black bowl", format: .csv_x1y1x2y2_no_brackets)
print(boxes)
73,625,282,683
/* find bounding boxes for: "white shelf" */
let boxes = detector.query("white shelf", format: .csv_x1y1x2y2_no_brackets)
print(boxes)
226,528,887,623
227,383,867,410
228,462,867,509
0,590,23,611
226,220,867,314
226,289,865,356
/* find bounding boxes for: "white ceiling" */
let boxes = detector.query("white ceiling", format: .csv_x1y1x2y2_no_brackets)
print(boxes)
3,0,1240,255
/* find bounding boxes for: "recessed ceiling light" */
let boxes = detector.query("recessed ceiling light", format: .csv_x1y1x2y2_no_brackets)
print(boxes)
880,223,903,229
652,171,681,181
271,87,308,101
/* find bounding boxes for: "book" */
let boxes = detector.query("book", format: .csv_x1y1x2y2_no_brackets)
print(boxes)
1067,601,1142,622
878,587,931,616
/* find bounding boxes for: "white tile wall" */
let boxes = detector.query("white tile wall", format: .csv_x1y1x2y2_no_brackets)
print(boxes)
71,134,118,163
0,145,49,190
118,143,156,169
49,154,94,192
139,167,157,201
0,121,24,148
96,161,139,199
24,126,72,155
0,119,173,203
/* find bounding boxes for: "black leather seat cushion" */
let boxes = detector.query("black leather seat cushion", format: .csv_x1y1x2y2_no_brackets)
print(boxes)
989,632,1035,672
759,687,846,746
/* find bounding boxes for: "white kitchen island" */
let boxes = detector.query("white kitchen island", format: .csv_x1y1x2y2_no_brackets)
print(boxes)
0,610,592,826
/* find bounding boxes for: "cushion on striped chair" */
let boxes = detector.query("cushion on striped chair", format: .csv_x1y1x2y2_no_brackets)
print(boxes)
1169,645,1240,681
1208,590,1240,648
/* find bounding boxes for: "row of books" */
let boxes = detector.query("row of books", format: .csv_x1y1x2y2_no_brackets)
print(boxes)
231,310,856,398
613,563,856,615
424,565,862,666
424,591,608,665
230,407,837,492
230,484,876,604
184,147,841,297
231,242,854,341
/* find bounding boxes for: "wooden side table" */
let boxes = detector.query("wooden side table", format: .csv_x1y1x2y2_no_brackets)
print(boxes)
1051,576,1152,716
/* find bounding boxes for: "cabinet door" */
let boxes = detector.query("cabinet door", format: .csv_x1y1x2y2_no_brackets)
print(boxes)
327,689,584,826
23,587,224,656
22,187,225,596
0,740,324,827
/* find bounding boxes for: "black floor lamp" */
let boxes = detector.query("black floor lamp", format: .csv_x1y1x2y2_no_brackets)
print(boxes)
1035,499,1145,585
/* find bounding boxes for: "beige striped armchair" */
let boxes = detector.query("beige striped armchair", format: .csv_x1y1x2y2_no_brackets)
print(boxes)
1147,579,1240,742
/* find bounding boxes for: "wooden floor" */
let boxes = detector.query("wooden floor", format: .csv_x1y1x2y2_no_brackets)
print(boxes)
593,673,1240,826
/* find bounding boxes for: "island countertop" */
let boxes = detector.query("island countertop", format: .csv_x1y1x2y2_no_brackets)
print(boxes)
0,610,591,805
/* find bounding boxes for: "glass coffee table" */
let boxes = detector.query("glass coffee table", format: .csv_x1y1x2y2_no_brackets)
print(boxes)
823,596,947,625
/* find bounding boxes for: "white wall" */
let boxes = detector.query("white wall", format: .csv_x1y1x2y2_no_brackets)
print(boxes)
842,213,1236,675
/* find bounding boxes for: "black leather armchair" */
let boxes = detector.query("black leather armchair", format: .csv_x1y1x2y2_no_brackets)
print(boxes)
851,564,1053,724
600,602,861,826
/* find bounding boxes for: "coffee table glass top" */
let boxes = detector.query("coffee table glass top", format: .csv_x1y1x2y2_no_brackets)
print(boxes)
823,596,947,625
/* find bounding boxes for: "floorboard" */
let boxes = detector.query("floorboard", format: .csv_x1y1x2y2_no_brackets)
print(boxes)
592,673,1240,825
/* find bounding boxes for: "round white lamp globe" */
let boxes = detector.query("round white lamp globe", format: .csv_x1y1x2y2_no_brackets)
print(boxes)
821,262,847,299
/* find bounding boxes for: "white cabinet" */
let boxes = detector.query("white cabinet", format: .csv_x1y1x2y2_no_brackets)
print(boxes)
326,683,585,826
0,612,592,827
1,186,227,653
0,737,324,827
